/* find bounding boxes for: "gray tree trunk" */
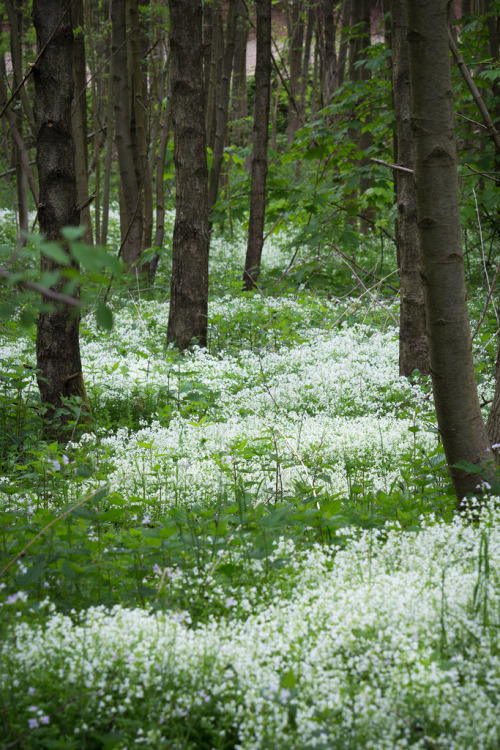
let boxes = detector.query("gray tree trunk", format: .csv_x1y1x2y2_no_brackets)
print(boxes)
33,0,88,434
407,0,491,506
167,0,210,350
391,0,430,376
243,0,272,290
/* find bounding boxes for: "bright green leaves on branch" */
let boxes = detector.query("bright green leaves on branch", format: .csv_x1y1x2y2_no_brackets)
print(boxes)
0,226,121,330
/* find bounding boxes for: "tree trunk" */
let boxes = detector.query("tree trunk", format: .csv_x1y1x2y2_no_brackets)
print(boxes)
128,0,153,254
333,0,351,89
243,0,272,291
205,0,223,152
111,0,143,268
299,2,314,120
349,0,374,232
208,0,239,213
72,0,92,244
286,0,305,144
407,0,491,506
231,0,248,145
167,0,210,350
32,0,88,434
391,0,430,376
318,0,338,105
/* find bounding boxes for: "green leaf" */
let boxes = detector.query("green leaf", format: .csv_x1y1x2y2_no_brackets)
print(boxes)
18,561,46,585
19,310,35,328
280,669,297,689
61,226,86,242
40,242,70,264
96,302,113,330
452,461,484,474
61,559,78,580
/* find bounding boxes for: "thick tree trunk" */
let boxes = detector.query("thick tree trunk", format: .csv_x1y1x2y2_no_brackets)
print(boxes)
32,0,88,433
391,0,430,376
167,0,210,350
243,0,272,291
407,0,491,506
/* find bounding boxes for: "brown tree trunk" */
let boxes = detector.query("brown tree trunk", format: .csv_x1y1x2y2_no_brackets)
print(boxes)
72,0,92,244
407,0,491,506
208,0,239,212
112,0,143,268
333,0,351,89
32,0,88,434
391,0,430,376
231,0,248,145
128,0,153,254
167,0,210,350
243,0,272,290
349,0,374,232
318,0,338,105
286,0,305,144
205,0,223,152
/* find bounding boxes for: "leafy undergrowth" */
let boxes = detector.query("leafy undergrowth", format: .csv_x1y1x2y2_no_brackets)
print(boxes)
1,217,499,748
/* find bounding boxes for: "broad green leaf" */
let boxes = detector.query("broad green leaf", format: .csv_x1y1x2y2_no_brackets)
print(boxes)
96,301,113,330
40,242,69,264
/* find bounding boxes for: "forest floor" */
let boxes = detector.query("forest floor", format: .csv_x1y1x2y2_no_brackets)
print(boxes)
1,211,500,748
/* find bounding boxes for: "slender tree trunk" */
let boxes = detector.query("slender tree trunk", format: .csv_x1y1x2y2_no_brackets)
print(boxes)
32,0,88,434
333,0,351,89
128,0,153,254
243,0,272,290
231,0,248,145
318,0,338,105
205,0,223,151
349,0,373,232
149,45,172,282
72,0,92,244
167,0,210,350
407,0,491,505
208,0,239,212
299,3,314,119
286,0,305,144
112,0,143,267
5,0,36,134
391,0,429,376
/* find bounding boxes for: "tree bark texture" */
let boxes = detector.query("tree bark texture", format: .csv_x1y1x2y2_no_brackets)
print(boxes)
407,0,491,505
167,0,210,350
349,0,374,231
72,0,92,244
111,0,143,268
32,0,88,429
391,0,430,376
286,0,305,144
243,0,272,291
317,0,338,106
208,0,239,212
231,0,248,145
